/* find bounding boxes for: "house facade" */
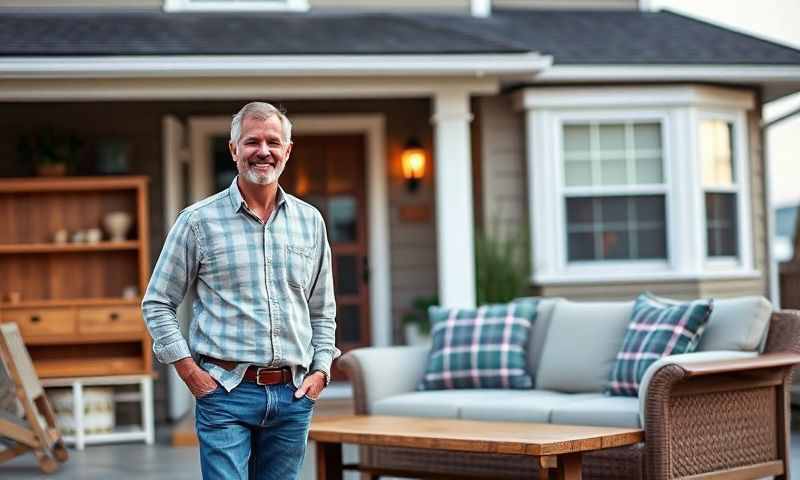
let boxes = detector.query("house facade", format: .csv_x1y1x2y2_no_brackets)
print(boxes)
2,0,800,417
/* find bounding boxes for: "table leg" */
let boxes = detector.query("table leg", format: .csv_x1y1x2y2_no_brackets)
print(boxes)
538,455,557,479
316,441,343,480
556,453,582,480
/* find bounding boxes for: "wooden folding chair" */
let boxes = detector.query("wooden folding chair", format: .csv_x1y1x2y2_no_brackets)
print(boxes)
0,323,68,473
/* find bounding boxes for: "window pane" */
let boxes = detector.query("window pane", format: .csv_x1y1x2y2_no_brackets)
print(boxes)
328,196,357,243
599,158,627,185
634,123,662,150
562,121,664,188
598,124,626,151
701,120,735,187
706,193,738,257
635,155,663,184
566,195,666,262
564,125,590,152
336,255,359,296
565,159,592,186
638,227,667,259
568,232,595,261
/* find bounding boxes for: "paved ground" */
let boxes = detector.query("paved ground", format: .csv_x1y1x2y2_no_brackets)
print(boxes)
3,428,800,479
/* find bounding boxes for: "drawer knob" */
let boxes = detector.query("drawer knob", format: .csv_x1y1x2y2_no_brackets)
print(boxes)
30,315,41,323
110,312,119,321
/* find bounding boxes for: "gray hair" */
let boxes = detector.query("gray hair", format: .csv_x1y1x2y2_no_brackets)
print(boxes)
230,102,293,145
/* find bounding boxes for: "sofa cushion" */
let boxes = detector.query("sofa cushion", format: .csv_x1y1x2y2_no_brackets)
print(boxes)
535,300,632,393
513,297,563,381
550,395,641,428
607,293,712,397
696,296,772,352
418,302,536,390
373,391,464,418
460,391,603,423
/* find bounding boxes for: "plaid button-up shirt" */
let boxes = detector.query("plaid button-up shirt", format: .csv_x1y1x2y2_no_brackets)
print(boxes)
142,177,339,391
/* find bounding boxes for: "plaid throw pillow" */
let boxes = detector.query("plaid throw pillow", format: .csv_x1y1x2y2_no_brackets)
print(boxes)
418,301,537,390
608,293,713,397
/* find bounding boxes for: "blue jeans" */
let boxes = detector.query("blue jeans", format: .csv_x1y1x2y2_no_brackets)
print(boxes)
195,381,315,480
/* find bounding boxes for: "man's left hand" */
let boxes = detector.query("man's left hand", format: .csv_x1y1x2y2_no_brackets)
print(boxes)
295,371,326,400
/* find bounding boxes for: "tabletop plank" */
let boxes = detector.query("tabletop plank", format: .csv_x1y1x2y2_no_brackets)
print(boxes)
309,415,643,456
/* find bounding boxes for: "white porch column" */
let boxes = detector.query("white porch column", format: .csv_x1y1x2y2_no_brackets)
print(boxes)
432,90,476,308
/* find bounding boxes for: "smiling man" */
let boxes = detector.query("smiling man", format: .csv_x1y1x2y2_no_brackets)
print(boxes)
142,102,339,480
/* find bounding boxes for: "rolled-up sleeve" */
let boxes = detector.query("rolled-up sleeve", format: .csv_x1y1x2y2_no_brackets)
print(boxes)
141,210,202,364
307,213,340,382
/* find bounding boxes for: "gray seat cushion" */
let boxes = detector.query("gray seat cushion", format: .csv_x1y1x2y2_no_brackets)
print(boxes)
550,395,641,428
459,391,602,423
535,300,632,393
696,296,772,352
372,390,465,418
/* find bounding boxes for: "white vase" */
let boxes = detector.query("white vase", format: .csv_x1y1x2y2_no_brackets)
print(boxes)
103,211,133,242
404,324,432,346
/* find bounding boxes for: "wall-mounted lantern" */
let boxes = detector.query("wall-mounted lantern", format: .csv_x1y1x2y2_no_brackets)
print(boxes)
401,137,426,193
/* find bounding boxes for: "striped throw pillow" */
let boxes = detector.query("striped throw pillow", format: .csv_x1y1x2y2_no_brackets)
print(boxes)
418,301,537,390
607,293,713,397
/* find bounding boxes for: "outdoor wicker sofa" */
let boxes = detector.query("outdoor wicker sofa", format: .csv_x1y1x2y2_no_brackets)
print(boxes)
339,296,800,479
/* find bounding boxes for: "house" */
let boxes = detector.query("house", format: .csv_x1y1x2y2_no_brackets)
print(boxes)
2,0,800,422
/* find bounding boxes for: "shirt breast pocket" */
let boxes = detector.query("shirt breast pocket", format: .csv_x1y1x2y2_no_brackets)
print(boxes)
286,244,314,290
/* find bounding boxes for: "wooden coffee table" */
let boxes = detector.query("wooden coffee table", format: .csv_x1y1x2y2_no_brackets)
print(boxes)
310,415,643,480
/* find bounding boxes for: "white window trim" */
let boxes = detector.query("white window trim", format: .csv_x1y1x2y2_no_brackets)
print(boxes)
553,110,675,275
515,85,758,285
163,0,309,12
697,109,753,272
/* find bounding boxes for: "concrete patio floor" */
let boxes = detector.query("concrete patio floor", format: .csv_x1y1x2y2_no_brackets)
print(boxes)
3,429,800,479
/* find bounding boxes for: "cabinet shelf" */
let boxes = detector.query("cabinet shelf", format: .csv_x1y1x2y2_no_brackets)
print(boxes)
1,297,140,309
0,241,139,254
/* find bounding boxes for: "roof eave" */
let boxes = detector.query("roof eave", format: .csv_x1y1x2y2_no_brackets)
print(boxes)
532,64,800,102
0,52,553,79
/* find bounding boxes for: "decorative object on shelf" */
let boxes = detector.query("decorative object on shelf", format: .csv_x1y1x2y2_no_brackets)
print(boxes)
52,229,69,244
103,211,133,242
3,291,21,304
401,137,426,193
95,139,130,175
18,129,82,177
71,230,86,243
122,285,139,300
86,228,103,244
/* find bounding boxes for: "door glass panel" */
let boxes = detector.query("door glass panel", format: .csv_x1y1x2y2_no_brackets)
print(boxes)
338,305,361,343
329,196,357,243
212,136,237,193
336,255,359,296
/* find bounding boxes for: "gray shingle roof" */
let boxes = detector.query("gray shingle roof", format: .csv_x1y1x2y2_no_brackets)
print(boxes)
1,8,799,65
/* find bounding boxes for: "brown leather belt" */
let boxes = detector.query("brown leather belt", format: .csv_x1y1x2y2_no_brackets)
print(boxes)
203,357,292,386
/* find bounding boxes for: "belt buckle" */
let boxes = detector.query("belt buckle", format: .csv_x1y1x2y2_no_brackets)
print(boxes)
255,367,269,386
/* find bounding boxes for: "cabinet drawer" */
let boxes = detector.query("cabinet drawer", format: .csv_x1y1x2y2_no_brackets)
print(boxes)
78,306,143,334
2,308,76,336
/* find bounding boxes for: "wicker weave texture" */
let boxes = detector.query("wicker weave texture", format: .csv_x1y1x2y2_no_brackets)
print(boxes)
669,387,778,477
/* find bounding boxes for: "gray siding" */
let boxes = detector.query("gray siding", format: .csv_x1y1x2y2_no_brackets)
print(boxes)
478,95,528,239
494,0,638,9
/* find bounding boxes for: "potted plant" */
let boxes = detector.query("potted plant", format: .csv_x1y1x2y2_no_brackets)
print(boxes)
18,130,82,177
401,295,437,346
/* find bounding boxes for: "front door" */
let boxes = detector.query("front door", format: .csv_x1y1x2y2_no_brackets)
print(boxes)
200,130,371,377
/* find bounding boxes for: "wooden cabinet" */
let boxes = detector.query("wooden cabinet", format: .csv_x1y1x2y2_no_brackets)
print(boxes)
0,177,151,378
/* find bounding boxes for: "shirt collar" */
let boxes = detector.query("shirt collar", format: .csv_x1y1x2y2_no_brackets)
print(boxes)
228,176,289,214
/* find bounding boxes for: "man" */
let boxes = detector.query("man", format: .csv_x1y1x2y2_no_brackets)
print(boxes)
142,102,338,480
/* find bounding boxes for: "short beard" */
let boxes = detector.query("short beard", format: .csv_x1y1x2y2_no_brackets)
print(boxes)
239,159,285,185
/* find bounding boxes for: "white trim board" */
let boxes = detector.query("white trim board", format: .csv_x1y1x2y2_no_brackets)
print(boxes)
0,76,500,102
180,114,392,348
0,53,551,79
164,0,309,12
535,65,800,83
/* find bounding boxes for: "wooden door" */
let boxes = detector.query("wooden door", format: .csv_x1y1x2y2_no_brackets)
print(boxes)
282,135,371,375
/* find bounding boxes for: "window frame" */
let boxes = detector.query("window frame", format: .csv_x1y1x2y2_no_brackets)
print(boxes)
552,110,677,277
697,109,752,271
517,85,758,285
163,0,309,12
